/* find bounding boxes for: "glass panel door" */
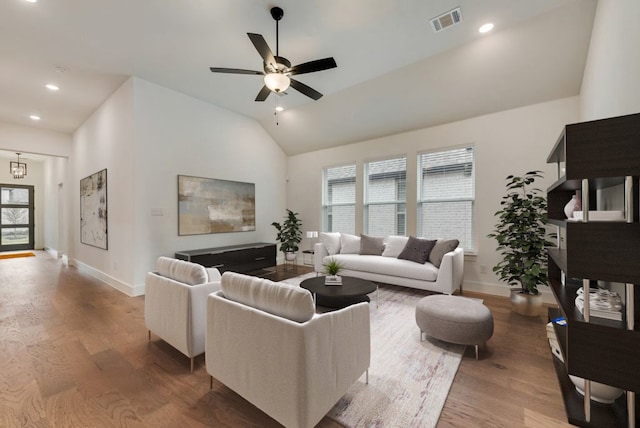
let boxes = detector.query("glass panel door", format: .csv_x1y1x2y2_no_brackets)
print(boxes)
0,185,34,251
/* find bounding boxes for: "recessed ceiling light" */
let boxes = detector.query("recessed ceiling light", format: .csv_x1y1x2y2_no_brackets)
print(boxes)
479,23,494,33
46,84,59,91
275,106,284,112
29,114,41,121
24,0,38,3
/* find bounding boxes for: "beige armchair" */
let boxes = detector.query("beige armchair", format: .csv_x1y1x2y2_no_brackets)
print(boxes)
206,272,370,428
145,256,221,372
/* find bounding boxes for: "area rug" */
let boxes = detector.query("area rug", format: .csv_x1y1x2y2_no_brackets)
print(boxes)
280,273,465,428
0,252,35,260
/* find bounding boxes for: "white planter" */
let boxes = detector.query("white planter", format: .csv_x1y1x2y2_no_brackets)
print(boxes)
285,252,296,261
569,375,624,404
510,289,543,316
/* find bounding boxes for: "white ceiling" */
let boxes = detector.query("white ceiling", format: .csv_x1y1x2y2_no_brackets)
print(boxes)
0,0,596,156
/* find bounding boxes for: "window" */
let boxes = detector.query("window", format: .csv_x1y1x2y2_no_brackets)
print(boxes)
0,184,35,251
418,147,475,251
323,164,356,233
364,157,406,236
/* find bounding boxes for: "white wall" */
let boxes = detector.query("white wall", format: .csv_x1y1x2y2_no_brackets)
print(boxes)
0,120,71,157
70,77,286,296
132,78,286,290
579,0,640,120
71,78,137,292
43,156,69,257
287,97,579,297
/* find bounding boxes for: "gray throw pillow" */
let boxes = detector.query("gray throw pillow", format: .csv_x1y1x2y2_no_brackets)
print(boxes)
429,239,460,268
398,236,436,264
359,234,385,255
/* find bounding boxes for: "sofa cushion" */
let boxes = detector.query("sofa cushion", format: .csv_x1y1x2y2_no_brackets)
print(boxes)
382,235,409,258
320,232,341,255
324,254,438,282
156,256,208,285
398,237,437,264
429,239,460,268
340,233,361,254
359,234,384,256
220,272,315,323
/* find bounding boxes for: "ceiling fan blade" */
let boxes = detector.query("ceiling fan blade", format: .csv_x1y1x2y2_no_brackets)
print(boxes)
288,57,337,76
247,33,276,69
290,79,323,100
209,67,263,75
255,85,272,102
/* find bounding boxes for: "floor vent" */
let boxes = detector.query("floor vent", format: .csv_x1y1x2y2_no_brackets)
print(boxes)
430,7,462,32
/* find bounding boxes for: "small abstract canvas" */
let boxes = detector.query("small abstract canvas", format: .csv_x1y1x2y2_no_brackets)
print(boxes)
80,168,108,249
178,175,255,235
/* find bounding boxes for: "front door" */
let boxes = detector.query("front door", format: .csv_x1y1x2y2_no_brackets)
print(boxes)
0,184,35,252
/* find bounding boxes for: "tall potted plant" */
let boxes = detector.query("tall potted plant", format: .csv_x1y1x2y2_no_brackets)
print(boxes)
272,209,302,261
488,171,553,316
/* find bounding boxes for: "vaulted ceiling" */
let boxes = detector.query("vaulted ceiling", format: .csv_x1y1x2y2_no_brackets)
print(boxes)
0,0,596,156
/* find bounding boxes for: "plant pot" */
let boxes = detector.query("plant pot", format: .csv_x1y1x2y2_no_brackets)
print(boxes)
569,375,624,404
285,252,296,261
510,289,543,316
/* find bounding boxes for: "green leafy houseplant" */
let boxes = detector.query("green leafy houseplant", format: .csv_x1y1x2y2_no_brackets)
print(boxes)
488,171,553,295
271,209,302,255
323,257,344,276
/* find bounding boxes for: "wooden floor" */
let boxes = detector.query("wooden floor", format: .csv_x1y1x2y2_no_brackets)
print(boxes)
0,251,571,427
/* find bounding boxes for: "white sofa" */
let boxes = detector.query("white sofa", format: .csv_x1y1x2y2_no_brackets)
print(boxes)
144,256,221,372
206,272,370,428
314,233,464,294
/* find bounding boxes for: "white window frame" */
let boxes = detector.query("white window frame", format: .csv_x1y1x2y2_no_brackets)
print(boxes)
417,145,475,252
364,156,407,236
322,163,356,234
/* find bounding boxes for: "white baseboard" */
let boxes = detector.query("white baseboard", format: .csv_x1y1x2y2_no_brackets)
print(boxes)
463,280,555,304
70,259,145,297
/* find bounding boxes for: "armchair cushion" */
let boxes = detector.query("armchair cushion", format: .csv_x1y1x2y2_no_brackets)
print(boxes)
220,272,315,323
156,256,207,285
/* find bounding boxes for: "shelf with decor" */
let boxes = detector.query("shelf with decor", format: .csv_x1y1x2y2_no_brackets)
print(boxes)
546,112,640,427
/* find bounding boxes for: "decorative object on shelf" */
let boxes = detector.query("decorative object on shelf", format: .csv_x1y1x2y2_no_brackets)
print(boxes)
571,210,624,221
80,168,108,250
178,175,256,235
323,257,344,285
568,375,624,404
575,288,623,321
563,191,582,219
272,209,302,260
488,171,553,316
10,153,27,179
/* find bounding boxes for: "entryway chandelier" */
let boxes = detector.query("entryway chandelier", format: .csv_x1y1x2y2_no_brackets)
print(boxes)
10,153,27,179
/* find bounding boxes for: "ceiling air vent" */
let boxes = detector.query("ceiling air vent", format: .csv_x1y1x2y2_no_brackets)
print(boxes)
430,7,462,32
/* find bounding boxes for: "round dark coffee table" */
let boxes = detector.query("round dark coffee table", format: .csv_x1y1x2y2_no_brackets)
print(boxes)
300,275,378,309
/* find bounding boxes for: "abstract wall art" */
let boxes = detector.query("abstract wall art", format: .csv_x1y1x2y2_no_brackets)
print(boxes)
80,168,108,249
178,175,256,235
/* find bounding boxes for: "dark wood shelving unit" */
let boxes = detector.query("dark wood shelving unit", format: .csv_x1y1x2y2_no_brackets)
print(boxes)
546,113,640,427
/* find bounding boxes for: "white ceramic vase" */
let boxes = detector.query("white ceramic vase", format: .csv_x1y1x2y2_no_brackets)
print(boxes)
569,375,624,404
564,193,582,219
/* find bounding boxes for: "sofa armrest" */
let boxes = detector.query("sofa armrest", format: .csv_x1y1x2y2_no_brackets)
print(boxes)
433,247,464,294
313,242,328,273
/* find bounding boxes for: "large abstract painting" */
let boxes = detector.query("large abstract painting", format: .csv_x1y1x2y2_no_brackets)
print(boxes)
80,168,108,249
178,175,255,235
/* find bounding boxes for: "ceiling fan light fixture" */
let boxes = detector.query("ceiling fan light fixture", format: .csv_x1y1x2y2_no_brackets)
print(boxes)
264,73,290,93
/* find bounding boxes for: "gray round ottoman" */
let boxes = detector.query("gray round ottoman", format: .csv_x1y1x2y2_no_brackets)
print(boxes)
415,295,493,359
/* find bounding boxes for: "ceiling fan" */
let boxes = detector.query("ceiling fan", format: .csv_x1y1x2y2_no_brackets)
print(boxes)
209,6,337,102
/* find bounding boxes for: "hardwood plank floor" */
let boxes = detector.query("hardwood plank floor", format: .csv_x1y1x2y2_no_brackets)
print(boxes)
0,252,570,427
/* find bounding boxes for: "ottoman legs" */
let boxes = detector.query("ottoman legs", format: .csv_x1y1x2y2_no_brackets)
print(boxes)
421,328,484,360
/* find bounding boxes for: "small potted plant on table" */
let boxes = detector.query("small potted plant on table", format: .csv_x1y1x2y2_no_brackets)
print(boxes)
323,257,344,285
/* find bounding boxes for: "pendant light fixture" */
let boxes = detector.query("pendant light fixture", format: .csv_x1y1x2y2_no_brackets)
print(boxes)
10,153,27,179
